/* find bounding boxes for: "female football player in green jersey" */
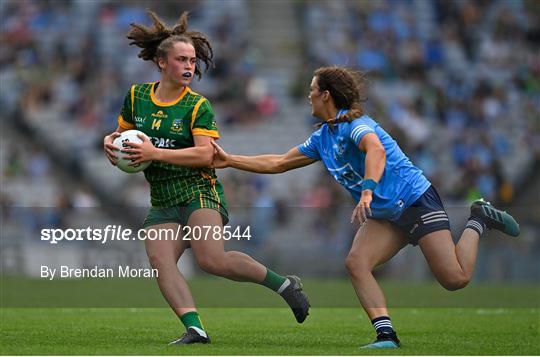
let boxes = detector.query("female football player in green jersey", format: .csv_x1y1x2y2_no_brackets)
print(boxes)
103,11,309,345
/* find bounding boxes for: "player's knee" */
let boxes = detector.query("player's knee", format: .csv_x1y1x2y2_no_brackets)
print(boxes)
197,255,228,276
147,252,175,271
440,273,469,291
345,255,371,278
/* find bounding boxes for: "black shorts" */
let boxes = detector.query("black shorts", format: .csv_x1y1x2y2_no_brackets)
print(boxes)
389,185,451,245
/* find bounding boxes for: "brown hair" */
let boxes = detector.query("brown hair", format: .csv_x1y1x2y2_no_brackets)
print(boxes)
313,66,367,127
127,11,213,80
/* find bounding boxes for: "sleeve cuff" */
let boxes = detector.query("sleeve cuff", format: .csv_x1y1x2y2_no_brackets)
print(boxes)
192,128,220,138
118,115,135,130
297,145,319,160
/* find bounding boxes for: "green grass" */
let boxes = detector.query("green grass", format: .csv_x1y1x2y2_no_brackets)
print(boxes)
1,277,539,354
2,276,539,308
1,307,538,355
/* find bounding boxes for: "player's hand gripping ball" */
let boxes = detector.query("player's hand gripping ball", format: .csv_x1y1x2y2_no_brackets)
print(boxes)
113,130,152,173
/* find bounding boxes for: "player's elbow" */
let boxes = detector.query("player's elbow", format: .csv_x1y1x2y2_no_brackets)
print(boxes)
368,145,386,167
200,155,213,168
372,144,386,158
197,147,214,167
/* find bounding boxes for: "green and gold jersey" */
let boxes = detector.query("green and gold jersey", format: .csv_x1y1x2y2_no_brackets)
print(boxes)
117,82,226,209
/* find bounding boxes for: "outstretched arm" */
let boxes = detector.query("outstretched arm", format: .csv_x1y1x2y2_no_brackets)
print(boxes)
212,142,316,174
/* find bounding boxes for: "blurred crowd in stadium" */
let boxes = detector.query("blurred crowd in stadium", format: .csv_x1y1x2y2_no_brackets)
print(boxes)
299,0,539,203
2,0,539,279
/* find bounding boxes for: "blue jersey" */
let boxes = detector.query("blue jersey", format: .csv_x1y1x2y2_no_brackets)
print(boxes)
297,114,431,220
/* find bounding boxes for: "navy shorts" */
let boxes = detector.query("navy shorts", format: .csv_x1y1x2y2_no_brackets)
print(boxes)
389,185,450,245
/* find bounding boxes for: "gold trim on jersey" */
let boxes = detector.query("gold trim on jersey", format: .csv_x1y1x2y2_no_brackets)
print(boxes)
130,85,135,118
192,128,220,138
190,98,206,129
118,115,135,130
150,82,190,107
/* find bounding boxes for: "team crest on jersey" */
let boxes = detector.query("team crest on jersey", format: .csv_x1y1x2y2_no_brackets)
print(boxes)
151,110,168,119
170,119,183,134
327,163,363,189
332,136,346,160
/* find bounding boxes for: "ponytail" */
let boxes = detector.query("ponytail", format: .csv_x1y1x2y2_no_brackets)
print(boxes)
127,11,214,79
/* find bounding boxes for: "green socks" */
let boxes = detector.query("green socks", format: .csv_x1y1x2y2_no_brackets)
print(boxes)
260,268,289,292
180,311,204,331
179,271,287,334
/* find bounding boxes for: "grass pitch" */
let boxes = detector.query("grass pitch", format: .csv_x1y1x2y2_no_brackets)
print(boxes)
1,307,538,355
1,278,539,355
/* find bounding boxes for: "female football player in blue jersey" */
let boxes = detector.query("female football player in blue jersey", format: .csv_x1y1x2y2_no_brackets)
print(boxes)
211,66,520,349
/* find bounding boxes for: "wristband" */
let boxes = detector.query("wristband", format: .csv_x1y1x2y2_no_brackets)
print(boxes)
361,179,378,192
